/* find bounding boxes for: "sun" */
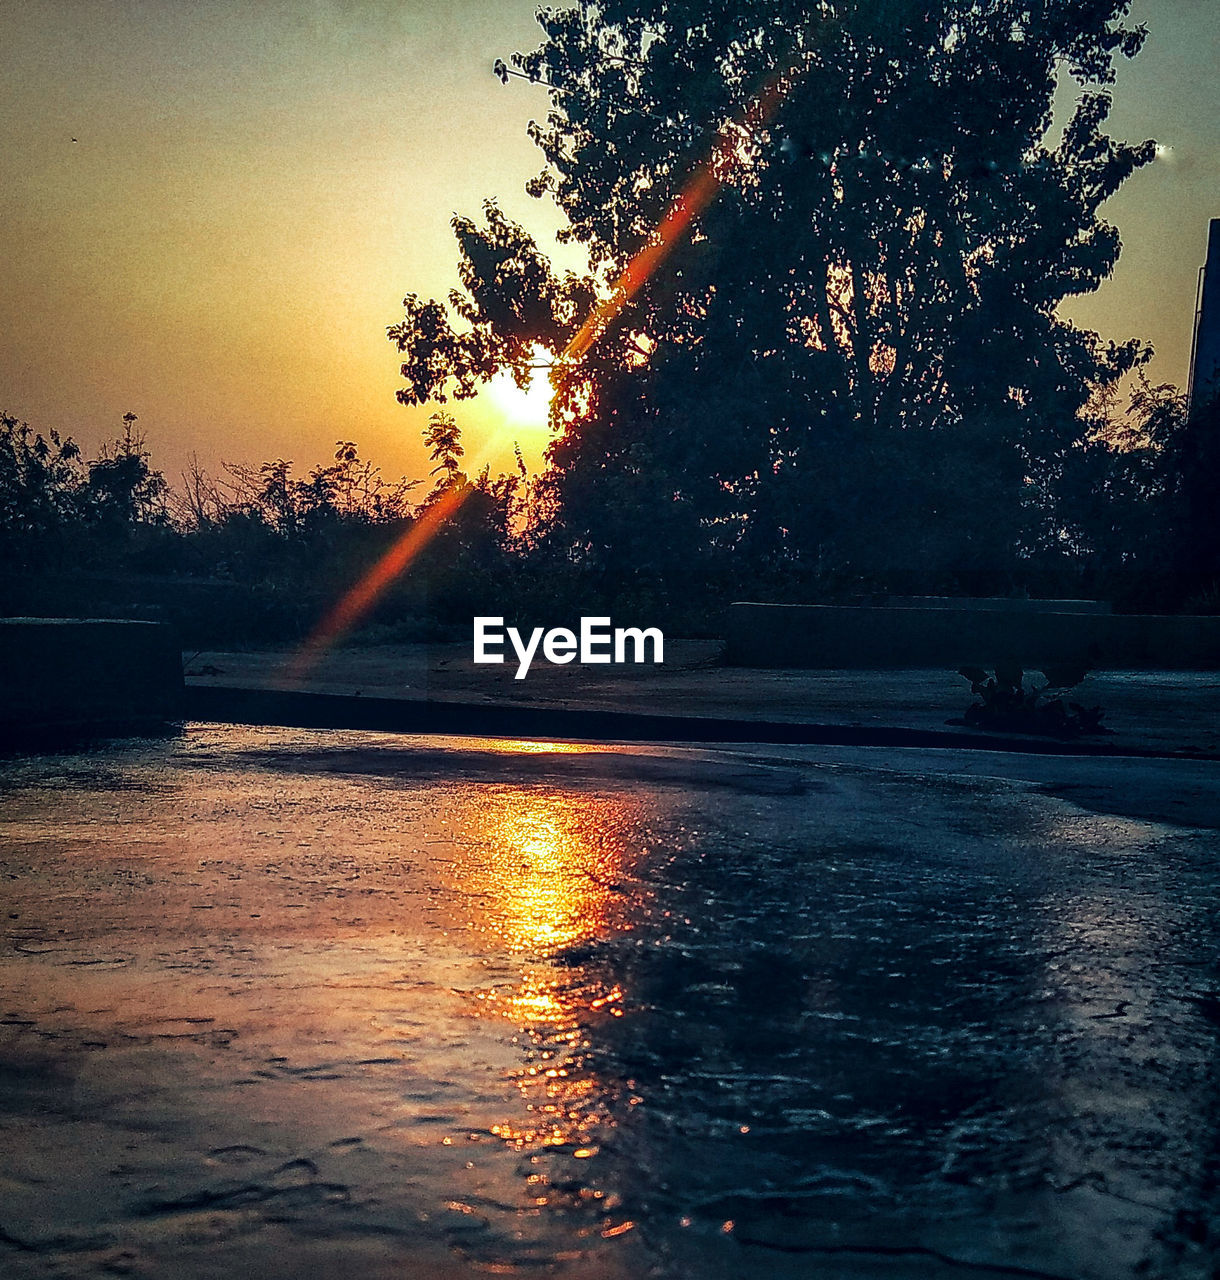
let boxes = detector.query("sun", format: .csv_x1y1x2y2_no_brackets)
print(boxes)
484,363,553,433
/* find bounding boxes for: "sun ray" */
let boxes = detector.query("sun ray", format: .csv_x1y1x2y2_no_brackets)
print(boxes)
287,63,806,680
285,480,469,682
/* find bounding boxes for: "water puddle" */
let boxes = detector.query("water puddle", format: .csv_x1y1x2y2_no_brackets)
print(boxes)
1,725,1218,1277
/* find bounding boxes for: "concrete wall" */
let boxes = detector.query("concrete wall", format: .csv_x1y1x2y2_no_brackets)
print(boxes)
724,603,1220,670
880,596,1111,614
0,618,183,739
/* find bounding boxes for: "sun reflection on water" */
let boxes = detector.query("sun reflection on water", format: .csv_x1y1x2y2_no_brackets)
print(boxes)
443,785,641,1156
442,737,613,757
455,789,632,956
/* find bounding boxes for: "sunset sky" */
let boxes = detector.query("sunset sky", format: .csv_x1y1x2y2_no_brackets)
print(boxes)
2,0,1217,491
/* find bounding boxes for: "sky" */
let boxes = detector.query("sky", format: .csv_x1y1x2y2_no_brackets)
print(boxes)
2,0,1218,492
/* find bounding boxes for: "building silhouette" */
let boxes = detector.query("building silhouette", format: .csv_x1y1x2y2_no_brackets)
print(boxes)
1188,218,1220,409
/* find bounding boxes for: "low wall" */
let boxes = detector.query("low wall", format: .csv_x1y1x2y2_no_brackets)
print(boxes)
724,602,1220,670
879,596,1112,614
0,618,183,740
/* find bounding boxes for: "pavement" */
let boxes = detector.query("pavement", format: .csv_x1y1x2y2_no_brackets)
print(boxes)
183,640,1220,757
3,726,1220,1278
5,641,1215,1276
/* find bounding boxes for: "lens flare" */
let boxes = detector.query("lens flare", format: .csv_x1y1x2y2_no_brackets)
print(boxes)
286,480,468,682
559,63,801,374
290,63,804,677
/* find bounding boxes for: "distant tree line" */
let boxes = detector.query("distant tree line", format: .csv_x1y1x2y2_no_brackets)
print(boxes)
0,409,539,642
2,384,1219,646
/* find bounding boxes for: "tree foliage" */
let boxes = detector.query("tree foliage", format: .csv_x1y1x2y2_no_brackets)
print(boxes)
0,413,86,569
0,411,172,571
217,442,418,535
0,408,536,640
390,0,1155,591
86,413,169,528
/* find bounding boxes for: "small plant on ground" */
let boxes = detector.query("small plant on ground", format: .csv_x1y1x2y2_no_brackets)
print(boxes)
954,660,1108,738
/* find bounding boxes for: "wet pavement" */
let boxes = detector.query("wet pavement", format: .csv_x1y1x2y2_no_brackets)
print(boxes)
185,644,1220,758
1,726,1219,1278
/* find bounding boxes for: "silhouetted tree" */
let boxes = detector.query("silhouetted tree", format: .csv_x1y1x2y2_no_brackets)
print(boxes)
1051,377,1182,604
391,0,1154,595
422,411,466,499
217,442,417,540
87,413,169,528
0,412,87,570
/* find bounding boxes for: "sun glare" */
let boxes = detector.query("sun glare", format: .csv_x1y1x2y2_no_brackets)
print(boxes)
484,363,553,433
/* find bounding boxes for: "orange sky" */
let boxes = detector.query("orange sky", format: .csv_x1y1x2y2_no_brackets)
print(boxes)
2,0,1218,491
